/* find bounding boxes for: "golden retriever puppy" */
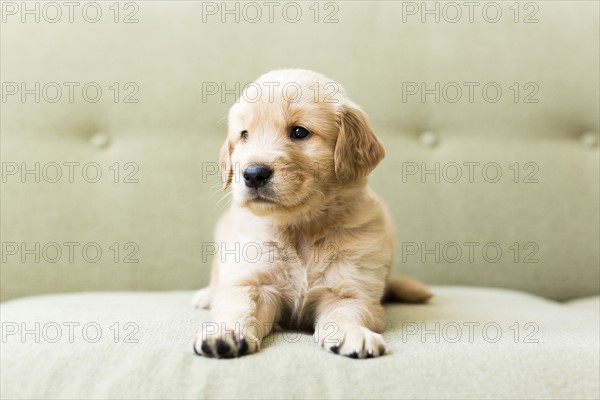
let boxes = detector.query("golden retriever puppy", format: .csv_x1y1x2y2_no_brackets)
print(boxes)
193,69,431,359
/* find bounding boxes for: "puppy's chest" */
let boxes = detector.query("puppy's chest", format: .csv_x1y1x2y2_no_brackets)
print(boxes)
283,236,334,289
276,236,341,327
296,237,313,266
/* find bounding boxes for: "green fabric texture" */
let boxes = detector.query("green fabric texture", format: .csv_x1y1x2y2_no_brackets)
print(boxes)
1,1,599,302
1,288,598,399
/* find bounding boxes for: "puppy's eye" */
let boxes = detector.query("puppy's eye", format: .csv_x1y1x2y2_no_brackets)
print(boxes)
290,126,310,140
241,130,248,141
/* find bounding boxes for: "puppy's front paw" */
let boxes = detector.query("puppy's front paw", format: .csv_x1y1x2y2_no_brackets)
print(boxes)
320,326,386,359
193,325,259,358
191,288,212,309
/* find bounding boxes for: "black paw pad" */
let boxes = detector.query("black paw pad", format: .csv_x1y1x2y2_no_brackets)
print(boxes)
216,339,231,356
330,345,339,354
348,351,359,359
201,341,214,357
237,338,249,355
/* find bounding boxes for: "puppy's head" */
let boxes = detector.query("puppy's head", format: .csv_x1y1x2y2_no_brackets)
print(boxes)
220,69,384,219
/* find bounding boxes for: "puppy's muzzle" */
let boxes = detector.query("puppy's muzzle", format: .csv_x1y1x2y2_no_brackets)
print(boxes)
243,164,273,189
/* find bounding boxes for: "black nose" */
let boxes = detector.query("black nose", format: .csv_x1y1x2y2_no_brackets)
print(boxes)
243,164,272,188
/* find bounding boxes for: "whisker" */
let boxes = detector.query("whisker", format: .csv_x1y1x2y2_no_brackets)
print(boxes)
216,190,232,206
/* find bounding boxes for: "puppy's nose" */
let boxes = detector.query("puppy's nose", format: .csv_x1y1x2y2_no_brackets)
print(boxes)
243,164,272,188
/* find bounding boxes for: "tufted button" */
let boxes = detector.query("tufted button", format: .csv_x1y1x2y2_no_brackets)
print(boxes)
419,131,438,147
90,132,110,149
580,132,598,148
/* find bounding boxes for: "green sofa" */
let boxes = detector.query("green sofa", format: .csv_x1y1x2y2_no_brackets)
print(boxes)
1,1,598,398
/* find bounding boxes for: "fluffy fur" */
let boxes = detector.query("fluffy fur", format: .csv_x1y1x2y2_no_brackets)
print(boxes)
193,69,432,359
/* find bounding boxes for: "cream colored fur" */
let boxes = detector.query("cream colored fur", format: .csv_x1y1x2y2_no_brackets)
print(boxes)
193,69,432,359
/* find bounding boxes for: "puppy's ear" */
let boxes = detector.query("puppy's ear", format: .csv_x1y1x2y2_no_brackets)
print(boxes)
334,102,385,184
219,138,233,190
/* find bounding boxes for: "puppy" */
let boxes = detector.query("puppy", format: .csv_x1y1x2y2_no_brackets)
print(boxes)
193,69,432,359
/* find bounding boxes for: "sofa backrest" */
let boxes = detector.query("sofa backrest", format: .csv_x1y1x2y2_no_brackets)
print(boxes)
1,1,598,301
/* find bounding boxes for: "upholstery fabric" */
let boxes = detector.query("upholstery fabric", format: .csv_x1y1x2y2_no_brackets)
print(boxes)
1,287,598,399
1,1,599,302
566,296,600,313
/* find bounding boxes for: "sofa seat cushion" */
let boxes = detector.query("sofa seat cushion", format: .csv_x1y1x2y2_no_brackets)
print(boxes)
566,296,600,313
1,287,598,399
